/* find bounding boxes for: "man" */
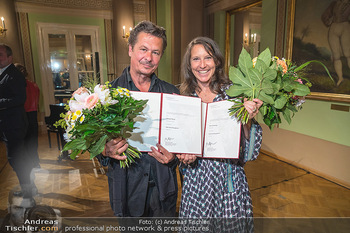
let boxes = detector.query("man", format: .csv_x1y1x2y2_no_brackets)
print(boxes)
0,189,36,233
15,63,41,168
99,21,179,217
0,44,36,198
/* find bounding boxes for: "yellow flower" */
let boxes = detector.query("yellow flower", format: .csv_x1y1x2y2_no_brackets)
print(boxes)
79,115,85,123
75,110,82,116
72,113,78,121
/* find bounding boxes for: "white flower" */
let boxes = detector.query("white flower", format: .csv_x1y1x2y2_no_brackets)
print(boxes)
69,99,85,112
63,124,75,142
73,91,90,104
94,84,110,105
105,96,119,105
63,132,71,142
296,99,305,107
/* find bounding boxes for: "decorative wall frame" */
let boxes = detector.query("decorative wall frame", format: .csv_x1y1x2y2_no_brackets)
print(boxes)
286,0,350,103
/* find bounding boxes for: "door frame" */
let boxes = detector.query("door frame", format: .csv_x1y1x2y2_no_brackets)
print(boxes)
37,22,101,116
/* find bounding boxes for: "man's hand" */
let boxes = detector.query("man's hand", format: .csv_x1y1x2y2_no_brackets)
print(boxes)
148,143,175,164
102,138,128,160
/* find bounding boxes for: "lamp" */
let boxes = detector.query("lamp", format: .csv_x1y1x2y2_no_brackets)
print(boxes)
244,33,248,44
122,26,132,41
0,17,7,36
245,32,257,44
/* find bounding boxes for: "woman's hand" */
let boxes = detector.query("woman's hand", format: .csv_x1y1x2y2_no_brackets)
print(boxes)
244,98,263,119
102,138,128,160
242,98,263,138
176,154,197,165
148,143,176,164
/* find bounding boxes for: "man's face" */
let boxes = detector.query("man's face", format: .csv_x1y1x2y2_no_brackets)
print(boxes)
129,32,163,77
0,46,12,69
9,197,34,226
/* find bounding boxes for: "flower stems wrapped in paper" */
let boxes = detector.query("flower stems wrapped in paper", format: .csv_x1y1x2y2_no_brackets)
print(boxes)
55,83,147,168
226,48,333,130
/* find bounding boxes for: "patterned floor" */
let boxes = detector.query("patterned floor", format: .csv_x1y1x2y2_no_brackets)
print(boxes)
1,132,349,221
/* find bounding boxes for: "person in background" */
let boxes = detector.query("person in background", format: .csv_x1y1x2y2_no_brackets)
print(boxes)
15,63,40,169
321,0,350,86
177,37,263,232
0,44,37,198
99,21,179,217
0,189,36,233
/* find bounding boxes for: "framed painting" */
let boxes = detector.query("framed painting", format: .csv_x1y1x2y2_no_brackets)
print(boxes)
286,0,350,103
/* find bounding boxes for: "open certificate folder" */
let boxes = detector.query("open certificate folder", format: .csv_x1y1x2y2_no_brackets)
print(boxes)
129,92,241,159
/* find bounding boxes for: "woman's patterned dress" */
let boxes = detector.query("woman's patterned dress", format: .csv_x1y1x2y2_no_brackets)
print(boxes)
179,91,263,233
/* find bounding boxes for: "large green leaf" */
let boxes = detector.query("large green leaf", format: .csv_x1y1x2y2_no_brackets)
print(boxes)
274,95,288,109
255,58,268,74
229,66,249,86
89,134,108,159
246,67,262,83
257,48,272,67
293,83,310,96
248,67,263,84
226,84,253,97
74,124,100,132
238,48,253,76
260,79,276,95
259,92,274,104
69,149,81,160
263,68,277,81
282,108,292,124
63,137,88,151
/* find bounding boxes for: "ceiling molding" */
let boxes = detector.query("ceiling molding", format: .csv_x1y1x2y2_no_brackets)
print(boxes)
15,0,112,10
15,1,113,19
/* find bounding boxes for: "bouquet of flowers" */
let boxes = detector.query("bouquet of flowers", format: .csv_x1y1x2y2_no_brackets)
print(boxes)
226,48,332,130
55,83,147,168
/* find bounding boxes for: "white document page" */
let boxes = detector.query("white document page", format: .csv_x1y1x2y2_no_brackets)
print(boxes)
160,94,202,154
128,91,162,152
202,100,241,159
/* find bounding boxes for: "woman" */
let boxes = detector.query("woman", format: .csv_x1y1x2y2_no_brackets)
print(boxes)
321,0,350,86
177,37,263,232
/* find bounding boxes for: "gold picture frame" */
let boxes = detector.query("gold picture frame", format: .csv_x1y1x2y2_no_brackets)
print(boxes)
286,0,350,103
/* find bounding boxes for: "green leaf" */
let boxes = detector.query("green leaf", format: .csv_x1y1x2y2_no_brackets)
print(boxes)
263,68,277,81
248,67,263,84
74,124,100,132
226,84,253,97
257,48,272,67
238,48,253,76
293,83,310,96
274,95,288,109
63,137,88,151
255,58,268,74
287,102,298,112
295,60,334,82
69,149,81,160
282,108,292,124
260,79,276,95
89,134,108,159
259,92,274,104
229,66,249,86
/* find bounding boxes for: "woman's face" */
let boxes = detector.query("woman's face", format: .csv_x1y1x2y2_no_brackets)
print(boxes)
190,44,216,86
